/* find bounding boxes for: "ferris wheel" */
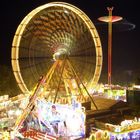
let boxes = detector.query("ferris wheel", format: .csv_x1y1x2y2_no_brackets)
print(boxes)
11,2,103,96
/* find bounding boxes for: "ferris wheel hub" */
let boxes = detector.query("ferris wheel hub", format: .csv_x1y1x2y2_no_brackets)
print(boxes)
53,48,69,60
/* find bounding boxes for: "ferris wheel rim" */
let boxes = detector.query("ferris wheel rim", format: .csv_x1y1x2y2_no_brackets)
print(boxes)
11,2,102,93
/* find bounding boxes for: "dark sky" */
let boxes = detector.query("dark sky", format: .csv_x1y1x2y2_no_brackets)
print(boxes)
0,0,140,83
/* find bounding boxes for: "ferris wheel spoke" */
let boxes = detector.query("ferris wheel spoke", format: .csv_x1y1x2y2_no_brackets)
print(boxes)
69,56,96,65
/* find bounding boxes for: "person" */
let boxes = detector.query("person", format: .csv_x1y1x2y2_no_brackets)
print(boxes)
49,105,61,135
50,105,62,122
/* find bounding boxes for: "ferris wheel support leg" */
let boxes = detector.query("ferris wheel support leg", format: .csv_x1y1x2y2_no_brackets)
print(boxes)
44,61,59,85
65,60,86,102
67,58,98,110
42,61,60,100
53,58,67,104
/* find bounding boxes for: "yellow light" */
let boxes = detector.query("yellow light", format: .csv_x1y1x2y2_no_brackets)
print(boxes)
2,131,10,140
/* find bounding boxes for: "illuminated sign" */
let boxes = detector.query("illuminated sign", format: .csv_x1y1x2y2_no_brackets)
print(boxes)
33,99,85,138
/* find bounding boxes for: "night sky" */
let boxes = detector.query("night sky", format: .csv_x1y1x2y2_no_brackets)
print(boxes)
0,0,140,84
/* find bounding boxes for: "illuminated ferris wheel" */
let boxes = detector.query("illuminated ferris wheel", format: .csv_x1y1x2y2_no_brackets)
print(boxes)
11,2,102,97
